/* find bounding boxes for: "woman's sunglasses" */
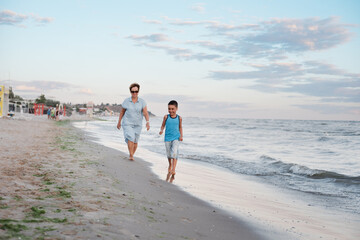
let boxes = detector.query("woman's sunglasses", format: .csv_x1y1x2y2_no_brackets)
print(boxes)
131,90,139,93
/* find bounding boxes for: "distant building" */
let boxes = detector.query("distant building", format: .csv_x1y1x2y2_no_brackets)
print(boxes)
0,85,9,117
87,101,94,117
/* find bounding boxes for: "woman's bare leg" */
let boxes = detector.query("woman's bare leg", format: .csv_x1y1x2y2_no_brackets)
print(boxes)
133,143,138,155
127,141,135,160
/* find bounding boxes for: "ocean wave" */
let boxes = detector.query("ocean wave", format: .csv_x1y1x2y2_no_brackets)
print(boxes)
187,154,360,185
318,136,330,141
264,158,360,184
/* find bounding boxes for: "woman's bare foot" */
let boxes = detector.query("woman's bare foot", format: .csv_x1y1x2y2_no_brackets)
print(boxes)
129,155,134,161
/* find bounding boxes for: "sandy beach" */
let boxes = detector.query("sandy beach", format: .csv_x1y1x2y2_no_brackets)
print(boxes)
0,116,264,240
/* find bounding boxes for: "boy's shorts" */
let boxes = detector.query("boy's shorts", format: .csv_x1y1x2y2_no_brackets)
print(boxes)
165,140,180,159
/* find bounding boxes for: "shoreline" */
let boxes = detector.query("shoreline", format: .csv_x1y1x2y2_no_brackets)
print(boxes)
0,117,264,240
73,117,360,240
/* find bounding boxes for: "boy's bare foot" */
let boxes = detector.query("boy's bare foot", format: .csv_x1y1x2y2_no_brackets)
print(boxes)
166,172,172,182
170,175,175,183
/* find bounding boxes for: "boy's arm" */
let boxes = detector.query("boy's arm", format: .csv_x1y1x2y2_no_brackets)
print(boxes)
159,115,167,135
179,116,183,141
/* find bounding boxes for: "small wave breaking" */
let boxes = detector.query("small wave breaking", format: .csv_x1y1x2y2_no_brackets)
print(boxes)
259,155,360,184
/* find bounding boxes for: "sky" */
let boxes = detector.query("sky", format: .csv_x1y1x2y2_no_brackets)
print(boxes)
1,0,359,120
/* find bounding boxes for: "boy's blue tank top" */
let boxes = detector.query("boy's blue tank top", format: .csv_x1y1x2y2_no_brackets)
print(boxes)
165,114,180,142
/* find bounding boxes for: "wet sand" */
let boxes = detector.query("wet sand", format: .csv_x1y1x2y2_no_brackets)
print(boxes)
0,116,263,240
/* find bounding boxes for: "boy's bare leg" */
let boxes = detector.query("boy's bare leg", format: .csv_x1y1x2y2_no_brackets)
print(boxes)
171,159,177,176
168,158,172,173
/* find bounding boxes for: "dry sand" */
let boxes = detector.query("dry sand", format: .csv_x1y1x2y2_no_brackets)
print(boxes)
0,116,264,240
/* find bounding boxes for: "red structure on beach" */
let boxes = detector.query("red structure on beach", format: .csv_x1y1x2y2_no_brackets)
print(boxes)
34,103,45,116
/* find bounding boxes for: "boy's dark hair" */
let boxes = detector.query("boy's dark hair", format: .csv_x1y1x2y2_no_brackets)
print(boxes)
129,83,140,91
168,100,178,108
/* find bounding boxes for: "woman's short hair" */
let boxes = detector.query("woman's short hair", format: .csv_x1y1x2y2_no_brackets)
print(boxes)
129,83,140,91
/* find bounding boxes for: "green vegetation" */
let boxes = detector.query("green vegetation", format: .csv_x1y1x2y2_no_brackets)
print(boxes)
23,218,67,224
0,204,9,209
0,219,30,240
29,207,46,218
55,119,70,126
33,173,46,177
14,195,22,201
55,135,77,152
43,180,54,185
56,190,71,198
35,225,56,234
0,223,28,232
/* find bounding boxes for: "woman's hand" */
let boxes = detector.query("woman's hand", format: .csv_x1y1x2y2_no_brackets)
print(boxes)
117,122,121,130
146,121,150,131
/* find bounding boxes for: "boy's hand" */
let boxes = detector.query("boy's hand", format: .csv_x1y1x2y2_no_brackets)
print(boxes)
159,130,163,135
179,136,183,141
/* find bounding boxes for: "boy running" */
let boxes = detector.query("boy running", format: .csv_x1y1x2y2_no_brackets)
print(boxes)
159,100,183,181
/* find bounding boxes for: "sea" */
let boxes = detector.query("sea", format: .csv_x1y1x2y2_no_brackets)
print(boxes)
72,117,360,218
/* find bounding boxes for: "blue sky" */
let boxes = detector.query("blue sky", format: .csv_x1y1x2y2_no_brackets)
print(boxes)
1,0,359,120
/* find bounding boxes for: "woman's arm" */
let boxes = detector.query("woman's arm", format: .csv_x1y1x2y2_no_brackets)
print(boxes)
117,108,126,129
142,106,150,131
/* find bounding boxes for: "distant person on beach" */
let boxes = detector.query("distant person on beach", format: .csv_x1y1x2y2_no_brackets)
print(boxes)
159,100,183,182
117,83,150,161
51,107,55,120
47,108,51,119
59,107,63,121
55,104,59,121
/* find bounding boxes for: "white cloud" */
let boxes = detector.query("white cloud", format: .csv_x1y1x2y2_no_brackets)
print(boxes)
209,61,360,104
142,42,222,61
79,88,94,95
29,13,54,24
131,16,355,62
142,18,162,25
245,17,354,52
191,3,206,13
0,10,28,25
0,10,53,27
16,85,39,91
127,33,171,42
